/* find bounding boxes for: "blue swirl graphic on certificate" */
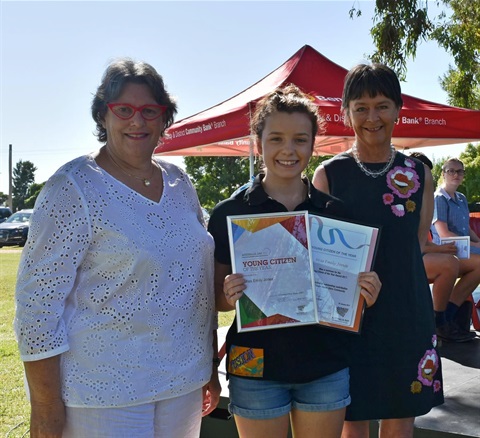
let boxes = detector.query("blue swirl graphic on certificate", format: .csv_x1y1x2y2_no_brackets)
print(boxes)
310,215,378,332
313,216,371,250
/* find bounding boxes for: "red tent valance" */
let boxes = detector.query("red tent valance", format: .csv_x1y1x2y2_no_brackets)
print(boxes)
155,45,480,157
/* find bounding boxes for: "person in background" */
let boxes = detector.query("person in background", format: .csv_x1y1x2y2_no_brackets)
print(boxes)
313,64,443,437
409,152,475,342
14,58,220,438
208,84,381,438
431,157,480,340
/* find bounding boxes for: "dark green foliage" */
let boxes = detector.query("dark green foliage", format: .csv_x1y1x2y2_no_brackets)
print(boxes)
12,160,37,211
459,144,480,204
185,156,259,210
349,0,480,109
304,155,333,180
185,155,333,211
24,182,46,208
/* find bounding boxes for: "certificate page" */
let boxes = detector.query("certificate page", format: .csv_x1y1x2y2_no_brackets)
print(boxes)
309,215,379,332
227,211,317,332
439,236,470,259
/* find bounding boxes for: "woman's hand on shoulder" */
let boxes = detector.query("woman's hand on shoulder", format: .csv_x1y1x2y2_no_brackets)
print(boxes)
357,271,382,308
223,273,246,307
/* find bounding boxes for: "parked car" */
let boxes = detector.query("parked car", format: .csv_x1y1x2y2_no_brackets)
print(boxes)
0,206,12,223
0,209,33,247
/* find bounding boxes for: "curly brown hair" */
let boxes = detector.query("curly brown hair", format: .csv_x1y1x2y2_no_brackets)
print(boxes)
91,58,177,143
250,84,324,148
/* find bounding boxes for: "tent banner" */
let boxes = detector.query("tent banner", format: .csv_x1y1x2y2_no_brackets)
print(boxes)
155,45,480,157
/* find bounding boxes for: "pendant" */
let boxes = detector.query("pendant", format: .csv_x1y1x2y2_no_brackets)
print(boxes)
144,179,151,187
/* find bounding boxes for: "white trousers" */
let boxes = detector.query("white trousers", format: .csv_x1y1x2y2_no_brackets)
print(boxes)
62,388,203,438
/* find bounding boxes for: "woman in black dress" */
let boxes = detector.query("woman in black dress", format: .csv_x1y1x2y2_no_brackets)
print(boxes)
313,64,443,437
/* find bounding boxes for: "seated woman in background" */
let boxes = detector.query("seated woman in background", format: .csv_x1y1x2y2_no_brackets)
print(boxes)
431,157,480,341
410,152,474,343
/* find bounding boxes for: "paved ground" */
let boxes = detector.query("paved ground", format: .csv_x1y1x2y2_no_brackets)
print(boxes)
205,327,480,438
415,332,480,437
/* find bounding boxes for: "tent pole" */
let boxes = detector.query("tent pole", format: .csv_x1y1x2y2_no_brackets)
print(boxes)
248,102,255,179
249,136,254,179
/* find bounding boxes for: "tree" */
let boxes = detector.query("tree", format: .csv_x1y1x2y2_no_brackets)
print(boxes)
185,154,333,211
24,182,46,208
434,0,480,108
12,160,37,211
459,143,480,204
440,66,480,109
349,0,480,109
185,157,259,210
304,155,333,180
430,157,444,189
0,192,8,205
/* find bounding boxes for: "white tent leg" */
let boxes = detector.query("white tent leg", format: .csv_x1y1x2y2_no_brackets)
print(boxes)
249,138,254,179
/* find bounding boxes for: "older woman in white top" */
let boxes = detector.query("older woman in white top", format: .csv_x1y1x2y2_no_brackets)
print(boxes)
14,59,220,437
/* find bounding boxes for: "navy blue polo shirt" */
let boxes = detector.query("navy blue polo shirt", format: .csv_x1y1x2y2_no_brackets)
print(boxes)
208,173,353,383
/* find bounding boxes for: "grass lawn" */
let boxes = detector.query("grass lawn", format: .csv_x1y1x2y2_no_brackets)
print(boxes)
0,249,29,437
0,248,235,436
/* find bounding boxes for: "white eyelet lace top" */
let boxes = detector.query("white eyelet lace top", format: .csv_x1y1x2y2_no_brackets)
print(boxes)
14,154,215,408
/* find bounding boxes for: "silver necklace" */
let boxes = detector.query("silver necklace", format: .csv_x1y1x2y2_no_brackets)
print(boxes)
106,148,156,187
352,143,396,178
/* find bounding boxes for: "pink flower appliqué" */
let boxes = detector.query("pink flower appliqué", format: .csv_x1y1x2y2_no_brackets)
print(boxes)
383,193,394,205
392,204,405,217
433,380,442,393
417,349,440,386
404,158,415,168
387,166,420,199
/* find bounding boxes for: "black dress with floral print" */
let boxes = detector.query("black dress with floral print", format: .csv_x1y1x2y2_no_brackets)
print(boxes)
323,151,444,420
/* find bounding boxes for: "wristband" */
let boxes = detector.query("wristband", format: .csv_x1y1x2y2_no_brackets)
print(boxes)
212,357,221,367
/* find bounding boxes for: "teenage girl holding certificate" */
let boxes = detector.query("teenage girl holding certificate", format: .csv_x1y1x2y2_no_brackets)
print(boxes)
207,85,381,438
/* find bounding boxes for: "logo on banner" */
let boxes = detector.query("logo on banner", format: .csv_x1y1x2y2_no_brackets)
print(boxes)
400,116,447,126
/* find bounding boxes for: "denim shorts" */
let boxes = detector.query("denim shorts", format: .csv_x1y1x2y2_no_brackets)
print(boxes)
228,367,350,420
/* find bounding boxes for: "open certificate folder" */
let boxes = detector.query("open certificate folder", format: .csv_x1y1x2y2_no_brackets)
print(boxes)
309,214,379,332
227,211,318,332
439,236,470,259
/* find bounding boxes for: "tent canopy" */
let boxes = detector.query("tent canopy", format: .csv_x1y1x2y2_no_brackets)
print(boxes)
155,45,480,157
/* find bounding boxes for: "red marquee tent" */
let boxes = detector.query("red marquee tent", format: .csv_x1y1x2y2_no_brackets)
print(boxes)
154,45,480,159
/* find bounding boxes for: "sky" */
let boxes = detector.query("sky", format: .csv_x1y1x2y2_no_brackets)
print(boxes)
1,0,476,194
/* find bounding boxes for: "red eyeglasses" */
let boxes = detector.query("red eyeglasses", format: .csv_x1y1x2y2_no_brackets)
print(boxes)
107,103,167,121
